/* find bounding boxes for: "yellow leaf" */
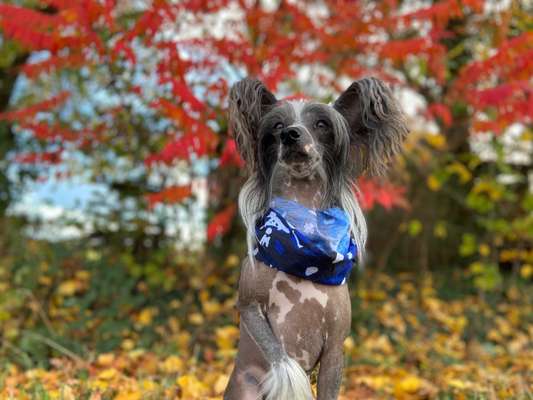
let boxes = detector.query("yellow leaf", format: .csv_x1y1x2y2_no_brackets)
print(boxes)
214,374,229,395
177,375,209,399
61,386,75,400
114,392,141,400
85,249,101,261
177,332,191,351
89,379,109,390
520,264,533,279
215,326,239,351
427,175,442,191
478,244,490,257
433,221,447,238
121,339,135,351
202,300,222,317
97,353,115,367
225,254,240,268
447,379,471,390
38,275,52,286
446,161,472,184
141,379,158,391
76,270,90,280
25,368,46,379
189,313,204,325
137,308,155,326
57,280,79,296
343,336,355,353
161,355,183,374
395,375,422,393
424,133,446,150
98,368,118,380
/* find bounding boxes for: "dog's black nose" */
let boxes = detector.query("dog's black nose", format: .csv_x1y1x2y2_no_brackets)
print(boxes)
280,128,300,145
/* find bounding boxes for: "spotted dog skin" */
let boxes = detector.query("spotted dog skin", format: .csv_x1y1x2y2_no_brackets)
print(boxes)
225,177,351,400
224,77,408,400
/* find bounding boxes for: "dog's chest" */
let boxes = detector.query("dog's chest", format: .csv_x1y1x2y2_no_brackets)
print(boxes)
264,269,332,371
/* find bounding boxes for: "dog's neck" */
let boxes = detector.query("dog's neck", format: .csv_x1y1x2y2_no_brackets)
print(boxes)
272,175,324,209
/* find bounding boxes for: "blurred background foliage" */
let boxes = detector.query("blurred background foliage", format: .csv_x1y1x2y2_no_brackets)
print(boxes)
0,0,531,398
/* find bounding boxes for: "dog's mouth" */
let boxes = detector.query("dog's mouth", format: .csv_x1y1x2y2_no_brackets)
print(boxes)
281,149,309,163
279,146,321,178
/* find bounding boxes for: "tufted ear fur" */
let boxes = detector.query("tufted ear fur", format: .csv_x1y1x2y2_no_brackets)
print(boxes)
334,77,409,176
229,78,277,172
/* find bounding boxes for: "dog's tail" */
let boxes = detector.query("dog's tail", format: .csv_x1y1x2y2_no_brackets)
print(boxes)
259,355,313,400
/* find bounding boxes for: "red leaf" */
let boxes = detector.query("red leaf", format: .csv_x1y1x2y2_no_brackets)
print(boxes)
15,150,62,165
379,38,429,61
427,103,452,127
357,178,408,211
145,125,217,166
169,80,205,112
22,54,87,78
207,204,237,242
219,139,244,168
146,185,193,208
0,92,70,122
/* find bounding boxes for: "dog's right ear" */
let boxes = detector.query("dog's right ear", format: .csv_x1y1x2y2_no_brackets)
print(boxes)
229,78,277,171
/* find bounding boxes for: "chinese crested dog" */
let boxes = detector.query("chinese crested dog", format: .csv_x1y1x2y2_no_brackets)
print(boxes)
224,77,408,400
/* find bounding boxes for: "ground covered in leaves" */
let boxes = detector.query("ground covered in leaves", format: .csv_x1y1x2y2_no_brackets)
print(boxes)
1,271,531,400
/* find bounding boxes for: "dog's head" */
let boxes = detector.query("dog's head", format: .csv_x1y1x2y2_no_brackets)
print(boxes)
230,77,408,180
229,77,409,256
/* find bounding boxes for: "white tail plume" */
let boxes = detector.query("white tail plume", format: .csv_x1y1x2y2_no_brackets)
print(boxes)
259,356,313,400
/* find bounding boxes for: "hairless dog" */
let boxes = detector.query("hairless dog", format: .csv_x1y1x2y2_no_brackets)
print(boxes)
224,77,408,400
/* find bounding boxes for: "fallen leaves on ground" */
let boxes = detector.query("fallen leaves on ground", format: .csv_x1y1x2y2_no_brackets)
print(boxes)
1,271,531,399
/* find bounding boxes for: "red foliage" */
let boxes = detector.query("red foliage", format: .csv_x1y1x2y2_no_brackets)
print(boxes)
427,103,452,127
146,185,193,208
0,5,59,50
0,92,70,122
207,204,237,242
219,139,244,168
357,178,408,211
15,150,62,164
380,38,430,61
168,80,205,112
145,129,216,166
2,0,530,240
21,54,87,78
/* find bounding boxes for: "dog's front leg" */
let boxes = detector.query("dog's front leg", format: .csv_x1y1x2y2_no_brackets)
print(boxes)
224,301,285,400
240,302,285,365
237,260,285,367
316,344,344,400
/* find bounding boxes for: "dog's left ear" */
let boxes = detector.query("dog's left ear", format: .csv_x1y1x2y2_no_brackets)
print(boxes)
334,77,409,176
229,78,277,172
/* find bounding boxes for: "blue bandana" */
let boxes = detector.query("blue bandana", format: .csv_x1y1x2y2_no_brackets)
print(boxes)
254,197,357,285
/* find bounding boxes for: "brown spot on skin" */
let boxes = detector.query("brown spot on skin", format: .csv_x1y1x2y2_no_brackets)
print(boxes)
276,280,302,304
278,297,329,371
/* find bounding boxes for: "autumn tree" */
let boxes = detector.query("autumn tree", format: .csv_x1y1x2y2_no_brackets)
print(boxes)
0,0,531,280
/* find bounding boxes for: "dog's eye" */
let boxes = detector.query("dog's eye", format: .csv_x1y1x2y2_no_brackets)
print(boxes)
316,120,328,129
274,122,284,130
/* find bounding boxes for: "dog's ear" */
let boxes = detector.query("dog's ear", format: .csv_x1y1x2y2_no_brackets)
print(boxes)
229,77,277,171
334,77,409,176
